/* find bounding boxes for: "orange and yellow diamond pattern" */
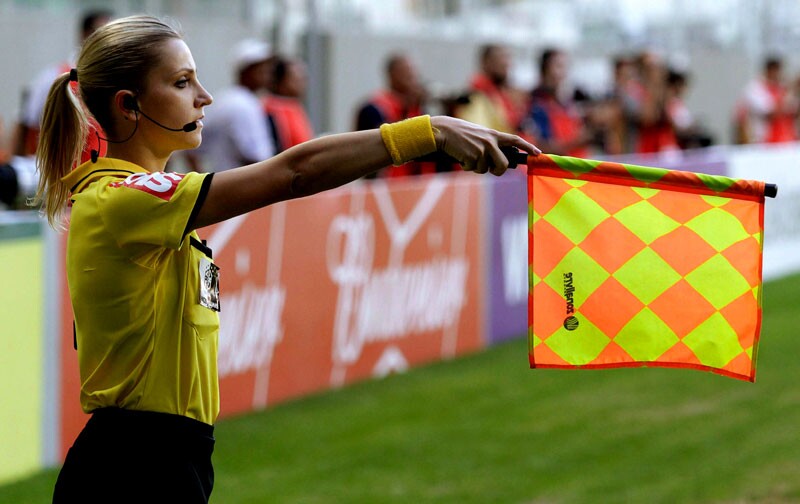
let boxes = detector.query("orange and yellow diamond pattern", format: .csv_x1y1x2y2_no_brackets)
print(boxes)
527,155,765,381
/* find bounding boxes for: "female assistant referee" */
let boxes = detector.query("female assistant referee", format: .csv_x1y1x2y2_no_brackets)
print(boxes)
35,15,537,504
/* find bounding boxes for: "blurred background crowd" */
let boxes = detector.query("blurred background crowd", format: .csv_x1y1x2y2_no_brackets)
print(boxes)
2,0,800,209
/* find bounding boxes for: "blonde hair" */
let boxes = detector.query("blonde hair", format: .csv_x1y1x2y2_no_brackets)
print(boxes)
33,15,182,227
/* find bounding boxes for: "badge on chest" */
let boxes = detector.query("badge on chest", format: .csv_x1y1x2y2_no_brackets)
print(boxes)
199,256,220,312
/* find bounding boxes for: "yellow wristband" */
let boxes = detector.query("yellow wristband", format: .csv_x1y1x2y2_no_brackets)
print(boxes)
379,115,437,166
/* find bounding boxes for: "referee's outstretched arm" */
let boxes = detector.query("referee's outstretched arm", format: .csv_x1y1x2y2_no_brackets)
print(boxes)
190,115,539,231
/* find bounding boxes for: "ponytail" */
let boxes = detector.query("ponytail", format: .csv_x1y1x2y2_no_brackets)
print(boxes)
32,73,88,229
31,16,183,228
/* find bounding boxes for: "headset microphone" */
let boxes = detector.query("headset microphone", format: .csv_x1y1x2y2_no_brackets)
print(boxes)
90,96,199,162
124,95,198,132
139,110,198,132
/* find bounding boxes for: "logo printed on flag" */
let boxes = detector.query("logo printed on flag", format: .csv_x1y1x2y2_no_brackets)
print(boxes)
528,154,767,382
562,272,579,330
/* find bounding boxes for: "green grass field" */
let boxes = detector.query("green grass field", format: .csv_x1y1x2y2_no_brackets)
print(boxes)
3,273,799,503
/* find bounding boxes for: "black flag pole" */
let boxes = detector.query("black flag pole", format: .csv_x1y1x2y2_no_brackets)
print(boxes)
416,148,778,199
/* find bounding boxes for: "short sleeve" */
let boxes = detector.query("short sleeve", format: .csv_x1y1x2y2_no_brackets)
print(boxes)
99,171,213,249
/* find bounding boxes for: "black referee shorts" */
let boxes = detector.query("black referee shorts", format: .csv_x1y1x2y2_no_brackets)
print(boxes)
53,407,215,504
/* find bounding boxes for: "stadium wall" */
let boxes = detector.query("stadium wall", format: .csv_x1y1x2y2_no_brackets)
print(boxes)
1,143,797,483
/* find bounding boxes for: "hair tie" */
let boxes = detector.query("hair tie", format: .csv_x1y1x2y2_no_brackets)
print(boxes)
69,68,78,82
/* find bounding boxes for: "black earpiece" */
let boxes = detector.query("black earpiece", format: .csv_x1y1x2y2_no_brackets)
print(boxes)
122,95,138,111
91,92,198,163
120,94,198,133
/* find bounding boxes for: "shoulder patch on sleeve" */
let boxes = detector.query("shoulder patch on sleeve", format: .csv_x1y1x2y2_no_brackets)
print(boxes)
109,172,186,201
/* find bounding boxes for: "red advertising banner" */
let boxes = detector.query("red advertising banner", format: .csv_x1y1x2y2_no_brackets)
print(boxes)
58,174,486,457
212,175,486,414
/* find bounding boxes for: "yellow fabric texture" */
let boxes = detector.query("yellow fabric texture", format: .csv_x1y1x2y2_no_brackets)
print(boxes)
61,158,219,425
379,114,437,166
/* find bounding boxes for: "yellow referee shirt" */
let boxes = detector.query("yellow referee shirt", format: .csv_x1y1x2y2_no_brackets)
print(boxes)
61,158,219,425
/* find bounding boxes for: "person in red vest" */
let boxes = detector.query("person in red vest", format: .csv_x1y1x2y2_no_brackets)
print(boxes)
633,50,679,153
456,44,527,136
354,53,432,177
665,69,714,150
14,9,111,161
525,48,592,158
264,56,314,153
606,55,645,154
734,56,800,144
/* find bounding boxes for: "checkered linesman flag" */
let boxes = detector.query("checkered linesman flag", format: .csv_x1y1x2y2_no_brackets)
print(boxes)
528,154,767,381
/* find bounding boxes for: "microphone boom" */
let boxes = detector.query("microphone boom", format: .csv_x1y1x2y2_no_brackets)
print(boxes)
137,107,197,132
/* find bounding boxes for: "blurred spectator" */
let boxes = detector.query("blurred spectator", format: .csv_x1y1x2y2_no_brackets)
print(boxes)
524,48,592,158
455,44,527,135
0,116,37,209
606,55,644,153
634,50,678,153
665,69,713,149
733,56,799,144
355,53,426,131
2,10,109,209
13,9,111,157
354,53,433,177
0,155,37,210
189,39,276,172
264,56,314,153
